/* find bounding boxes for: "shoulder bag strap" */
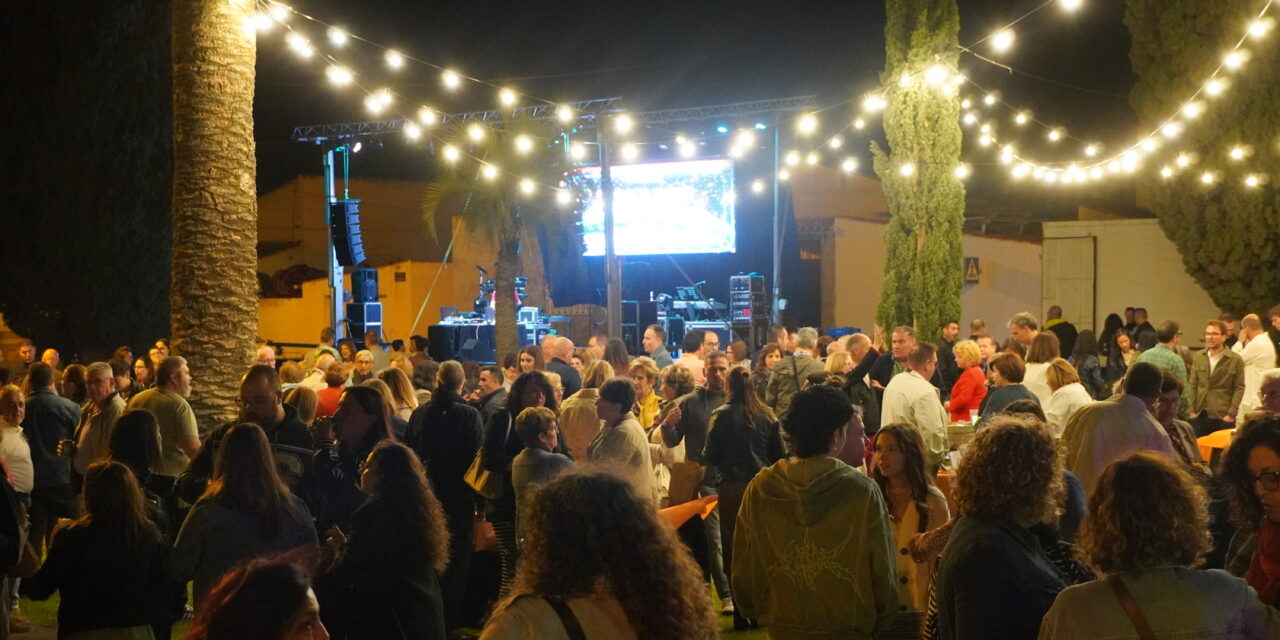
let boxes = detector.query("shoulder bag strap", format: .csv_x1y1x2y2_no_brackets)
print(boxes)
1106,575,1157,640
544,596,588,640
790,355,802,391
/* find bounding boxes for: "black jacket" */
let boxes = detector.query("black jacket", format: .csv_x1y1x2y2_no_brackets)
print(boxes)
176,404,315,507
405,390,483,511
318,499,446,640
703,405,784,485
474,388,507,425
545,357,582,399
869,352,947,402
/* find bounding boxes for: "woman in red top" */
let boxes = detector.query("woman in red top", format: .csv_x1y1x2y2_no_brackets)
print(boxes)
948,339,987,422
315,363,347,419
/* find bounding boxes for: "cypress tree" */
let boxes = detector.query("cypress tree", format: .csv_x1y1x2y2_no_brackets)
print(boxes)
1127,0,1280,315
871,0,965,341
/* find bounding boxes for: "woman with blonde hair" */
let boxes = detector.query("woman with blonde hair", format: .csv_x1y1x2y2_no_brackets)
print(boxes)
481,473,717,639
933,415,1065,639
823,351,851,376
282,386,318,426
1043,357,1094,438
560,360,614,460
948,339,987,422
1041,452,1280,638
627,357,661,429
361,378,409,438
378,366,419,420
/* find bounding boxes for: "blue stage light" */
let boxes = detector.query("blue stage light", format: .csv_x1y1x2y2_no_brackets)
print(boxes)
716,125,729,134
754,122,767,130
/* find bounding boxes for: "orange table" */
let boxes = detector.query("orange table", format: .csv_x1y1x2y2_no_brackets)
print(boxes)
1198,428,1234,463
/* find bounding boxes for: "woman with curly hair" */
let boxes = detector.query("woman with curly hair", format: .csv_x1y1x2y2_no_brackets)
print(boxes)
871,423,949,638
648,366,693,504
480,472,717,640
1223,416,1280,607
317,440,451,640
1042,452,1280,638
932,414,1066,640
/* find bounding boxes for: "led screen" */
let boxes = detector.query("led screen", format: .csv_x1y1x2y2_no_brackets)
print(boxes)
571,159,736,256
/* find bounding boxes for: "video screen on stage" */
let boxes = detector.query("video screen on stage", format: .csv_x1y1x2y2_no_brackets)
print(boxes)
572,159,736,256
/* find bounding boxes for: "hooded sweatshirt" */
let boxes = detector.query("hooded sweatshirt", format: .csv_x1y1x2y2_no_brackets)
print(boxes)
732,456,899,640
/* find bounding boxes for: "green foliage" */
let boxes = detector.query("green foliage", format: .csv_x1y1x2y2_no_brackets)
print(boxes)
420,117,583,356
1126,0,1280,315
0,2,171,359
871,0,965,341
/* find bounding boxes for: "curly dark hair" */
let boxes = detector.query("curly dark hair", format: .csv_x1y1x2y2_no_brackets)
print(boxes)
872,424,934,533
782,385,853,458
1078,452,1209,573
188,555,317,640
1223,416,1280,530
508,370,559,415
952,415,1062,524
501,472,717,639
363,440,451,574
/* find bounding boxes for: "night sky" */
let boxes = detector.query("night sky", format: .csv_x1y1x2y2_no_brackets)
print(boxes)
254,0,1137,195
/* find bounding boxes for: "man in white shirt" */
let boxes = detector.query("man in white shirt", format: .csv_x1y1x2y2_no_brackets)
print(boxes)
1234,313,1277,415
881,343,949,468
1061,362,1176,496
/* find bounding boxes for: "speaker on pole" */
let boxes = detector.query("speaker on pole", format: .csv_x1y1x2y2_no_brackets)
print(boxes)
329,199,365,267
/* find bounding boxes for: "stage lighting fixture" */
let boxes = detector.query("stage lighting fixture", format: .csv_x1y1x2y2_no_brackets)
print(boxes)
754,122,767,130
716,125,729,134
351,142,363,154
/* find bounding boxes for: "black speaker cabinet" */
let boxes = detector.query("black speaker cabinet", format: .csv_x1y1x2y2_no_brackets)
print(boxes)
351,268,378,303
329,199,365,267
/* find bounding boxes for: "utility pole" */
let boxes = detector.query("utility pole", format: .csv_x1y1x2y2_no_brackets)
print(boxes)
598,127,621,338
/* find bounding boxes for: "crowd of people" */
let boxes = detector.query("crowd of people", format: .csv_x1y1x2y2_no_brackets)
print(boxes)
0,303,1278,639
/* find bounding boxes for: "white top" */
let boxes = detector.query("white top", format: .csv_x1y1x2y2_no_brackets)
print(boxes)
881,370,949,466
1045,383,1095,438
1061,394,1175,496
1023,361,1053,406
1235,334,1278,415
0,423,34,493
674,353,705,386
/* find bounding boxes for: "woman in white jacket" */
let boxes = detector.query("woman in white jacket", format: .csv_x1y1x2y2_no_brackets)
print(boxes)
1044,358,1095,438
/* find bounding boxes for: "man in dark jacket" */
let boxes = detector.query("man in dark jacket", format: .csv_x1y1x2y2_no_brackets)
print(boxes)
1044,305,1079,358
405,360,483,639
870,327,946,403
468,365,508,424
936,320,961,395
22,363,80,555
543,337,582,399
176,365,314,506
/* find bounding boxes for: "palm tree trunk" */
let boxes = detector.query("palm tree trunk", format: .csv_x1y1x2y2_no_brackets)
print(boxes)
494,234,521,361
170,0,258,432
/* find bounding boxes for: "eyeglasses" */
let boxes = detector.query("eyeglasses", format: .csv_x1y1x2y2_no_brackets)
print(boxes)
1255,470,1280,493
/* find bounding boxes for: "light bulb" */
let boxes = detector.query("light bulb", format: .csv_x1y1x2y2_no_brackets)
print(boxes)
418,107,436,126
961,98,972,109
898,73,914,88
327,27,348,46
467,123,485,141
1181,102,1203,119
979,134,993,147
384,50,404,70
363,95,384,115
785,150,800,166
678,140,697,158
752,180,766,193
1175,153,1191,168
514,135,533,154
441,145,460,162
924,65,949,85
984,93,997,106
614,114,634,134
1047,129,1062,142
557,105,575,124
862,94,886,112
1014,112,1029,125
778,169,791,181
963,112,978,125
1205,78,1225,96
326,65,353,86
737,130,757,148
899,162,916,177
1230,145,1246,160
441,69,461,89
1245,174,1261,188
620,143,639,161
853,118,866,130
556,190,572,205
569,143,587,160
498,88,518,107
481,164,499,180
828,136,843,149
841,157,859,173
954,164,971,179
1160,166,1174,179
269,3,289,22
1161,122,1182,139
991,29,1015,53
1059,0,1083,12
1249,18,1275,39
1200,171,1215,184
797,113,818,134
1084,144,1098,157
519,179,535,195
805,152,819,166
1223,51,1247,70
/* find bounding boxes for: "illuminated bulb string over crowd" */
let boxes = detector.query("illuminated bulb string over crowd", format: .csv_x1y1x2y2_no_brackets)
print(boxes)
251,0,1276,194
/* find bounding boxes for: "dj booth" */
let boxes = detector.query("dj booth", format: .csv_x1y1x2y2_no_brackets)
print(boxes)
427,307,553,364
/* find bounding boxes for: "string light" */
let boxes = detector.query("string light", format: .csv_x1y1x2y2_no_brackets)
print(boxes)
269,3,289,22
441,69,461,89
752,179,766,193
797,113,819,134
481,164,499,181
983,93,998,106
1245,174,1262,187
620,143,639,161
1160,166,1174,179
556,105,575,123
1223,50,1248,70
614,114,634,134
828,136,843,149
899,162,917,177
1047,129,1062,142
1249,17,1275,38
924,65,950,85
785,150,801,166
862,94,887,112
841,157,859,173
991,29,1015,53
1229,145,1246,160
569,142,587,160
285,32,313,58
1181,102,1203,119
556,189,573,205
1059,0,1083,12
519,178,535,195
1175,153,1192,168
467,123,485,141
362,94,385,115
325,65,353,86
954,163,972,179
778,169,791,181
403,122,422,140
326,26,348,46
853,118,867,130
678,140,697,158
1201,171,1216,185
1084,144,1099,157
1205,79,1226,96
498,87,518,107
514,135,533,154
805,152,820,166
441,145,460,163
417,106,437,126
736,130,757,149
1014,111,1029,125
384,50,404,69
